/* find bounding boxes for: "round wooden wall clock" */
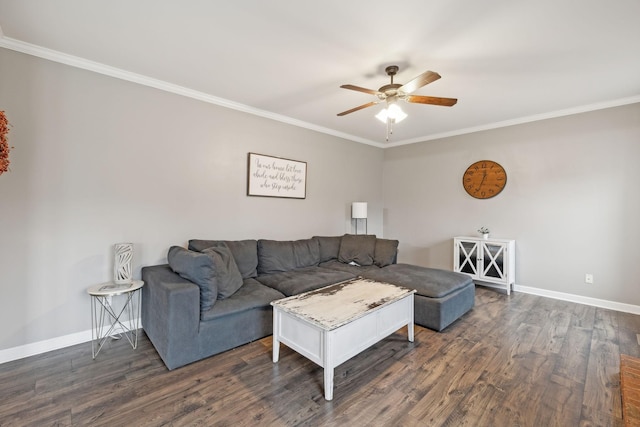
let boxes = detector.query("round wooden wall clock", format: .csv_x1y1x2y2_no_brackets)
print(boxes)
463,160,507,199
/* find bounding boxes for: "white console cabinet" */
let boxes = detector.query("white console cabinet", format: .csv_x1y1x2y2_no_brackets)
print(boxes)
453,236,516,295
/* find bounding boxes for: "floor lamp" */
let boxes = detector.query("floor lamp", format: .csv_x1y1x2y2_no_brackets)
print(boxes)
351,202,368,235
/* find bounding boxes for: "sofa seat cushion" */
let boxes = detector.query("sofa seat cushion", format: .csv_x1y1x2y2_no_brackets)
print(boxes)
362,263,473,299
188,239,258,279
200,278,285,322
318,259,381,275
256,266,356,296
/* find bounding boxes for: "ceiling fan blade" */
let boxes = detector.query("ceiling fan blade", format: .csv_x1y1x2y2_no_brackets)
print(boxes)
337,101,378,116
406,95,458,107
340,84,380,95
399,70,441,94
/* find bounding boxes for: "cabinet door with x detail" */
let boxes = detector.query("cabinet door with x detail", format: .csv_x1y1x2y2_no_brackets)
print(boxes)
454,237,515,295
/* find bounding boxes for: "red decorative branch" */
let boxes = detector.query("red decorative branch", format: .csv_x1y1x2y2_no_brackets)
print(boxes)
0,111,11,175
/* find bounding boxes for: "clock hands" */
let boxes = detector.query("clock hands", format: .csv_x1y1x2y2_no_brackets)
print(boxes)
476,171,487,192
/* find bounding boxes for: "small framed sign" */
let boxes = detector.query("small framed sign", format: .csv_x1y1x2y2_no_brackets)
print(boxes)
247,153,307,199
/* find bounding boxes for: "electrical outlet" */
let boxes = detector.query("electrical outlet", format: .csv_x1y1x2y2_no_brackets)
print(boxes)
585,274,594,284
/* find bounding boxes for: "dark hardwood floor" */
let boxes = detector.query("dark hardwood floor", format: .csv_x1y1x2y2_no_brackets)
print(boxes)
1,287,639,426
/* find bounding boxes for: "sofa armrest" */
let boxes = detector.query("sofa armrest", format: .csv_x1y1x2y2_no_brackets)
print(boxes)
141,264,200,368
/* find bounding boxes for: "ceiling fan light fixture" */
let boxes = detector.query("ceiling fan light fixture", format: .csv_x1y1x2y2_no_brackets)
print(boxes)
375,103,407,124
338,65,456,140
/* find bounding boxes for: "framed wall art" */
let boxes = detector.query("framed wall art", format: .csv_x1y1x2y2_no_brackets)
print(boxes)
247,152,307,199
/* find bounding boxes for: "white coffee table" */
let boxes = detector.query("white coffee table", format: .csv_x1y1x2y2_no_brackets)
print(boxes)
271,277,415,400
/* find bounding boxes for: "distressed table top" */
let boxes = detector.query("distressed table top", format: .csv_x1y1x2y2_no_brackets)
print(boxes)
271,278,415,331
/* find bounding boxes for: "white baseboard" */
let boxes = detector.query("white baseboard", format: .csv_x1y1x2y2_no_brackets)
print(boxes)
514,284,640,315
0,329,92,365
0,319,141,365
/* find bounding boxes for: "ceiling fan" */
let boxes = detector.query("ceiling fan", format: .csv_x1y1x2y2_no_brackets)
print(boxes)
337,65,457,140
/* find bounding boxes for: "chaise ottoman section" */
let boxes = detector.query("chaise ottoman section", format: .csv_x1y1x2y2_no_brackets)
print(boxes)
361,263,475,331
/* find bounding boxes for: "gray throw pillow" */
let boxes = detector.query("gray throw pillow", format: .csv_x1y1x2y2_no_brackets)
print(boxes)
338,234,377,266
188,239,258,279
202,246,244,299
374,238,399,267
167,246,217,312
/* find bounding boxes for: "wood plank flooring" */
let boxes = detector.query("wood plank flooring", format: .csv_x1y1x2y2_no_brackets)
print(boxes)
1,287,639,426
620,354,640,425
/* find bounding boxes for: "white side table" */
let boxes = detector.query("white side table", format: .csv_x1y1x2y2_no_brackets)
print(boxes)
87,280,144,358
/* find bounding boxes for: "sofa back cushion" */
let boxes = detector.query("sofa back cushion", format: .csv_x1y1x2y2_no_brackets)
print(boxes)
312,235,342,262
374,238,399,267
338,234,377,266
258,238,320,274
188,239,258,279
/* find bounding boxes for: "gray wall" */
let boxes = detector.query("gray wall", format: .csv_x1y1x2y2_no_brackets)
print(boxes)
383,103,640,305
0,48,384,351
1,44,638,356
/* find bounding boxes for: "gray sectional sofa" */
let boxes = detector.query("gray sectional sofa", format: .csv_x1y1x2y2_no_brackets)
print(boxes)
141,234,474,370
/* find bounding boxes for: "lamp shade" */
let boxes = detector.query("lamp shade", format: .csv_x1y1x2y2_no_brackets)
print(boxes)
351,202,368,219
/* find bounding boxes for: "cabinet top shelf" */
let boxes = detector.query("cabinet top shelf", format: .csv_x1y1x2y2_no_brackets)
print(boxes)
454,236,516,244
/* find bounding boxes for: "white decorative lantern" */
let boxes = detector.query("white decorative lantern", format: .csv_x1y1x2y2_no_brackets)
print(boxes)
113,243,133,284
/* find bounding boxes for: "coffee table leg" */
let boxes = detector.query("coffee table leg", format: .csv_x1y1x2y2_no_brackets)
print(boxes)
323,331,333,400
272,308,280,363
408,294,415,343
324,365,334,401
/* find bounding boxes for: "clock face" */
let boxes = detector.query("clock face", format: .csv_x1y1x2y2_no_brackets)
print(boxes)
463,160,507,199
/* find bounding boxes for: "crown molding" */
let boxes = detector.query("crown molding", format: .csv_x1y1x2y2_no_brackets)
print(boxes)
0,34,383,148
386,95,640,147
1,33,637,149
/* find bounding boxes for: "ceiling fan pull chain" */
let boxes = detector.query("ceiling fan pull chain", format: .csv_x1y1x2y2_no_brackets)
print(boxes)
386,117,394,142
385,118,390,141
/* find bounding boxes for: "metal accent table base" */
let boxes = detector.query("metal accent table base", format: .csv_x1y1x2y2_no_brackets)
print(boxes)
87,280,144,359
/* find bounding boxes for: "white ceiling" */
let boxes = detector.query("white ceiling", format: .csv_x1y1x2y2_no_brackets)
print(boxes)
1,0,639,147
